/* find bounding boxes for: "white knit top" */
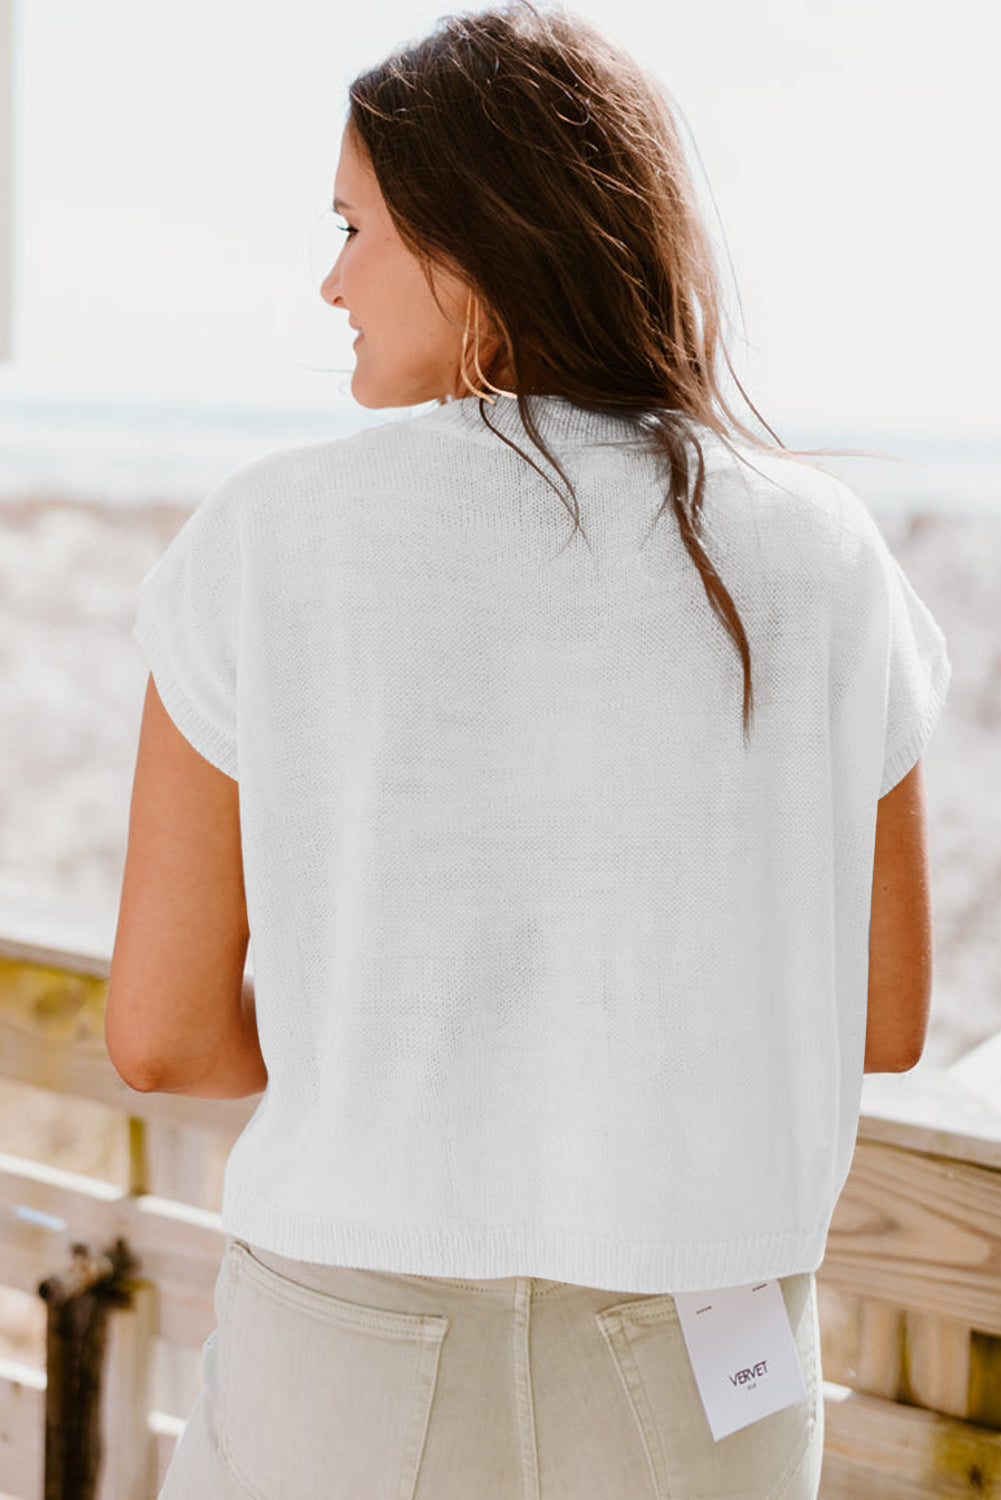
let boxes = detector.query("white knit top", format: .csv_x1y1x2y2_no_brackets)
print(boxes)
134,394,952,1293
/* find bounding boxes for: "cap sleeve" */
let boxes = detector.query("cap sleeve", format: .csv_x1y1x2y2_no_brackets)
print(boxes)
132,473,242,779
837,499,953,800
877,540,952,797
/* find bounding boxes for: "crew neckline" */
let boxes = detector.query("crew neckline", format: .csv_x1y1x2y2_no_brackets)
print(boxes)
418,392,674,448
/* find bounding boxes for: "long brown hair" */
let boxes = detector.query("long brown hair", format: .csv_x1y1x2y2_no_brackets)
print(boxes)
348,0,800,744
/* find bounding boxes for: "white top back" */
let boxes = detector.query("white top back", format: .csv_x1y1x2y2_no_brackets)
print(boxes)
134,395,951,1292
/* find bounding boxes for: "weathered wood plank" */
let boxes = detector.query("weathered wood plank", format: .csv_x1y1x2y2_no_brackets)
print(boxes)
857,1299,906,1400
968,1333,1001,1430
820,1381,1001,1499
816,1284,861,1388
0,1357,45,1500
816,1287,907,1400
904,1313,973,1419
143,1121,213,1423
820,1139,1001,1336
0,896,115,980
0,1152,227,1351
0,956,257,1132
860,1067,1001,1173
144,1123,212,1212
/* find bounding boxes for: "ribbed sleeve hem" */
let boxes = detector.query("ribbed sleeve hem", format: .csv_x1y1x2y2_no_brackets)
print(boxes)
221,1177,829,1295
133,612,238,780
879,644,953,799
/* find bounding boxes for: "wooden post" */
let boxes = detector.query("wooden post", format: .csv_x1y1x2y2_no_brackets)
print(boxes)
0,0,13,359
38,1245,116,1500
37,1238,144,1500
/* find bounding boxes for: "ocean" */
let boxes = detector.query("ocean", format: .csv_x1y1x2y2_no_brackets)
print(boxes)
1,387,999,517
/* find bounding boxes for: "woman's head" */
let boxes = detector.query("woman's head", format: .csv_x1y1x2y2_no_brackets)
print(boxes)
325,0,786,741
331,0,746,427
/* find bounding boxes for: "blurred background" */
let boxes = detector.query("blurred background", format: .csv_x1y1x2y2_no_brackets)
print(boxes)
0,0,998,1181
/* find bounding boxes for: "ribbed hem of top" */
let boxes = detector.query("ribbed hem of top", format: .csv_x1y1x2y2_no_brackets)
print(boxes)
221,1176,829,1296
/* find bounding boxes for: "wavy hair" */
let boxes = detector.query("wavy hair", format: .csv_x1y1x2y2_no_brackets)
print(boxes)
349,0,803,743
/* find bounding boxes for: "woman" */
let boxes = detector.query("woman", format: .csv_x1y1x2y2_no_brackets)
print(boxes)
106,4,951,1497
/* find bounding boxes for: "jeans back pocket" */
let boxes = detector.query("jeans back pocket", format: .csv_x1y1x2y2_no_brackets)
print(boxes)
215,1241,449,1500
595,1272,822,1500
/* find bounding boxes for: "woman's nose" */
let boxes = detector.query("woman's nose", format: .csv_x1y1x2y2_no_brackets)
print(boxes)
320,263,341,306
320,243,348,306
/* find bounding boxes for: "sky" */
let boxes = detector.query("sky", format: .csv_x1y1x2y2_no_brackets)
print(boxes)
4,0,999,442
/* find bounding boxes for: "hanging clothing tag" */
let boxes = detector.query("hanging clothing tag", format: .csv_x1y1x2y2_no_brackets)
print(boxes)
672,1279,807,1440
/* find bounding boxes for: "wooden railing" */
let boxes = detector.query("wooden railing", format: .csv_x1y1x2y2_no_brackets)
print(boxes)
0,903,257,1499
815,1048,1001,1496
1,901,1000,1498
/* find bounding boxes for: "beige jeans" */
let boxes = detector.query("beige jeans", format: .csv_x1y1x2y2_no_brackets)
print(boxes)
158,1237,824,1500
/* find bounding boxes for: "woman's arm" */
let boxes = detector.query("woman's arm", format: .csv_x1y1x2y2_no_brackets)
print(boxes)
864,758,933,1072
105,675,267,1098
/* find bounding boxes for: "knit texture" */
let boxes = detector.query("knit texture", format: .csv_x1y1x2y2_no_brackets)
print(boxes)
133,394,952,1293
